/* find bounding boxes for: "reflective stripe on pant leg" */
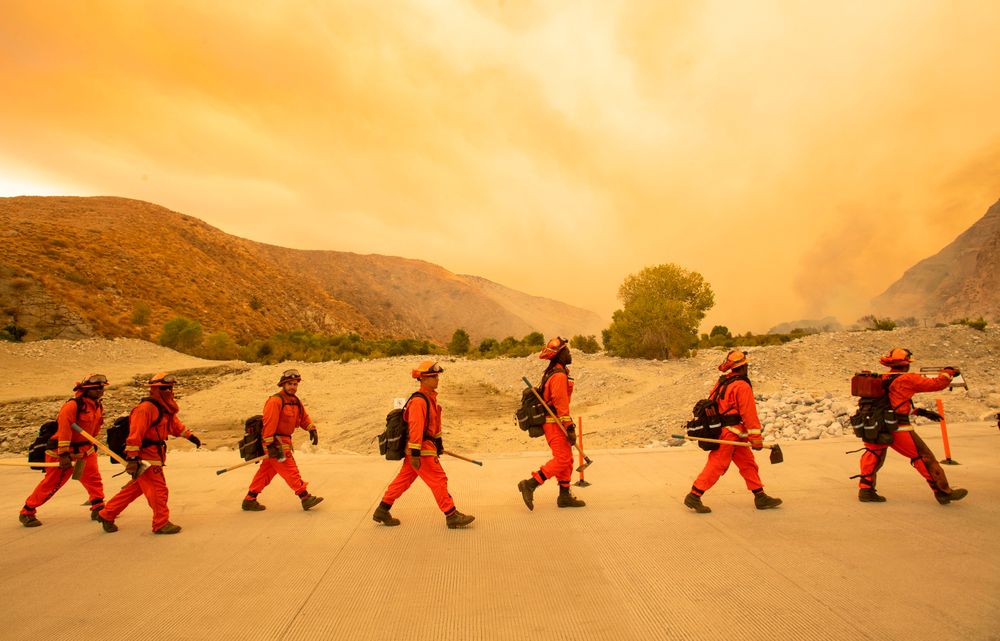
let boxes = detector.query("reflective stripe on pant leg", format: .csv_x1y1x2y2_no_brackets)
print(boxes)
417,456,456,513
538,423,574,483
857,444,888,489
382,458,419,505
693,442,736,492
732,445,763,491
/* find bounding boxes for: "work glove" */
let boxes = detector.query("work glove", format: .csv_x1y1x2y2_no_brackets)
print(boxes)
433,437,443,456
565,423,577,445
58,453,73,470
266,442,283,460
941,367,960,378
187,434,202,449
309,429,319,446
749,438,764,451
125,457,141,479
915,408,943,422
409,450,422,471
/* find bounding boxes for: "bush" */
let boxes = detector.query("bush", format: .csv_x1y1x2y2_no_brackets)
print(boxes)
955,317,987,331
570,335,601,354
202,331,240,360
448,328,471,355
0,323,27,342
158,317,203,353
522,332,545,347
857,315,896,331
478,338,499,354
130,302,152,326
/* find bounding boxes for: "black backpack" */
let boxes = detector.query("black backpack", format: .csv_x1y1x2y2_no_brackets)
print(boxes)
685,374,749,450
27,397,84,471
515,369,560,438
850,374,905,444
107,397,164,464
378,392,430,460
238,415,265,461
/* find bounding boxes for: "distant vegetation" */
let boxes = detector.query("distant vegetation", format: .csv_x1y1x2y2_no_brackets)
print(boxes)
696,325,817,349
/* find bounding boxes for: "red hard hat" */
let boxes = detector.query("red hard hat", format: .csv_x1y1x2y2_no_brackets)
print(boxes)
411,360,444,379
277,368,302,386
539,337,568,360
75,373,109,391
148,372,178,387
879,348,913,368
718,349,748,372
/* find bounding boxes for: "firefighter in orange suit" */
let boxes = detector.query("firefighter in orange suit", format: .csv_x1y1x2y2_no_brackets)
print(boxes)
517,337,586,510
855,348,968,504
372,361,475,528
97,373,201,534
684,350,782,513
19,374,109,527
241,369,323,512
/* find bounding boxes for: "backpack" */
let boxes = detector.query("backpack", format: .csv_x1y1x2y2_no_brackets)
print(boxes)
515,369,560,438
378,392,430,460
107,397,164,464
236,394,301,460
238,415,265,461
685,374,750,451
849,373,905,444
27,397,84,471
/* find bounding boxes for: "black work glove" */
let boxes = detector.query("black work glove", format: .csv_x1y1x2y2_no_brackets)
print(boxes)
433,437,443,456
187,434,202,449
125,457,141,479
58,452,73,469
915,408,943,422
941,367,960,378
409,449,422,471
309,429,319,446
266,442,283,460
565,424,577,445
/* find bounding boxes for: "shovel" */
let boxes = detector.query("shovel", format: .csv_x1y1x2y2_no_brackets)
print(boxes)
521,377,593,472
671,434,784,464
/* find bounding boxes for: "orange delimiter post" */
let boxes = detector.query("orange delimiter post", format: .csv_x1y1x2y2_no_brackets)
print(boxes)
577,416,585,482
936,398,954,462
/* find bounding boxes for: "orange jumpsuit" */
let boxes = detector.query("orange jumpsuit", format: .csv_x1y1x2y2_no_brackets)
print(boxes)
245,392,316,500
100,400,193,532
531,364,575,489
21,394,105,518
691,375,764,496
857,371,953,493
382,386,457,514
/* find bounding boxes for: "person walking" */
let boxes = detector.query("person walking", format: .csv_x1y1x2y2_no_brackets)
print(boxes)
97,373,202,534
372,361,475,529
517,337,586,511
684,350,782,514
855,348,968,504
19,374,109,527
241,369,323,512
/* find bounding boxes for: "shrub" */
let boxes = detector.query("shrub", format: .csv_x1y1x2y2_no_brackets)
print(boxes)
0,323,27,342
202,331,240,360
955,317,987,331
570,334,601,354
131,302,152,326
448,328,471,355
158,317,203,353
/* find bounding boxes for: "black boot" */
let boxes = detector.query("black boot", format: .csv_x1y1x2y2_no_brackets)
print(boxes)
753,492,782,510
300,494,324,511
859,488,887,503
935,488,969,505
445,510,475,529
557,486,586,508
517,477,539,511
684,492,711,513
242,499,266,511
373,502,400,526
19,513,42,528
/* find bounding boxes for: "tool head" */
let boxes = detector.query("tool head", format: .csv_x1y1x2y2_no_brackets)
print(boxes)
769,444,784,464
71,458,86,480
575,456,593,473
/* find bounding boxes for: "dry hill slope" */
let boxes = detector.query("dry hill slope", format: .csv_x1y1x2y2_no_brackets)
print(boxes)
0,196,603,343
873,198,1000,322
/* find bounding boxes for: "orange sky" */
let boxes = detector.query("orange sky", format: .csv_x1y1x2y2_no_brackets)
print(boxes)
2,1,999,333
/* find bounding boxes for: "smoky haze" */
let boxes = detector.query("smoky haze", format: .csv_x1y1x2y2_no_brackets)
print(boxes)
1,1,999,332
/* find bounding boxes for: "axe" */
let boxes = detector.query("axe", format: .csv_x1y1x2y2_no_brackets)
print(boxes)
70,423,147,477
216,455,265,475
71,458,86,480
0,460,61,468
442,450,484,466
671,434,784,464
522,377,593,472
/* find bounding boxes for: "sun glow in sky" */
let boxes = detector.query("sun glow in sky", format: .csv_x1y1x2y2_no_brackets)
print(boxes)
2,1,999,332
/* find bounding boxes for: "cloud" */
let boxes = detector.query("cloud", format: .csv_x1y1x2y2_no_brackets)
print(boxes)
1,1,999,332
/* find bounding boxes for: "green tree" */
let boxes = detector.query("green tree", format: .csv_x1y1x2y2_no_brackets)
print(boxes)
202,331,239,360
522,331,545,347
158,317,203,353
604,264,714,359
478,337,499,354
448,328,471,355
570,334,601,354
709,325,731,338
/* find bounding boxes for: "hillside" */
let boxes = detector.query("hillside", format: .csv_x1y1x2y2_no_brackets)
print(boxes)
873,198,1000,322
0,196,603,343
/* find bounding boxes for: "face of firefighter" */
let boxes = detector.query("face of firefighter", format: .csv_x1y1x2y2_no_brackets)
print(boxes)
84,387,105,400
420,374,440,390
282,380,300,395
